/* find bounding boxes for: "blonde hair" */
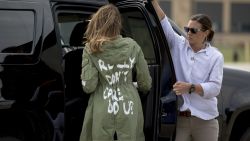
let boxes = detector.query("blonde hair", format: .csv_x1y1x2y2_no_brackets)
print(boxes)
84,4,122,53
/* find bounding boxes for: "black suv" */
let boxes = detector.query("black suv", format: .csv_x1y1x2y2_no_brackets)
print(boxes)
0,0,249,141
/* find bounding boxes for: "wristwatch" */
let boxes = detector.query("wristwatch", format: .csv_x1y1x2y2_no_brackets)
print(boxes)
189,84,195,94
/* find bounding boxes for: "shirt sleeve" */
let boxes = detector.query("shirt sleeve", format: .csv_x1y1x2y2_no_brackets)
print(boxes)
160,16,186,50
200,54,224,99
80,49,98,94
135,43,152,94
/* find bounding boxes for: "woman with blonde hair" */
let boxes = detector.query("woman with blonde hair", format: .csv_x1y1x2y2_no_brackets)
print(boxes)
80,4,152,141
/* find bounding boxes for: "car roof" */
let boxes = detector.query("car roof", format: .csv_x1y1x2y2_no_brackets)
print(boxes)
1,0,107,3
50,0,107,2
50,0,108,3
49,0,144,4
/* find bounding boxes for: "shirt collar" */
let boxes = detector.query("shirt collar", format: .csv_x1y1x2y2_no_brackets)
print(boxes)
204,42,211,56
195,42,211,56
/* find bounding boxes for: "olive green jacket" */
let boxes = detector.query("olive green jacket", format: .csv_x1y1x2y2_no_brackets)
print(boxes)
80,35,152,141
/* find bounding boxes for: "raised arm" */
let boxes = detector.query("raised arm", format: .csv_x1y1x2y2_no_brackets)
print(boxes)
151,0,186,50
151,0,166,20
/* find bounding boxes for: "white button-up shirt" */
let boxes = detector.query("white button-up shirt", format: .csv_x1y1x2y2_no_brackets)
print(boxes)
161,16,224,120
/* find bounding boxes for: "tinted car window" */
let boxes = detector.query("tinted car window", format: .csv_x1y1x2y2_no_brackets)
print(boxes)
57,13,88,46
0,10,34,53
121,9,156,64
57,9,156,64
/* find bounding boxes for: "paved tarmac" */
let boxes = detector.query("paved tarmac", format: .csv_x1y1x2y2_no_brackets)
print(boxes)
224,63,250,72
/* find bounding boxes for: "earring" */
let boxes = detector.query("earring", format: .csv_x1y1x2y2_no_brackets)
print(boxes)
204,36,207,43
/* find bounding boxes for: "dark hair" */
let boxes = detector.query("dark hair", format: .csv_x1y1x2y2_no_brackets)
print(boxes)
191,14,214,42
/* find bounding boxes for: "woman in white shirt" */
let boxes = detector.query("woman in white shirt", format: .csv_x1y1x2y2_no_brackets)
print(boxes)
152,0,224,141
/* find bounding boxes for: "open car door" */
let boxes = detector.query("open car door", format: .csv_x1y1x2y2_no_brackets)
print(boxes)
109,0,178,141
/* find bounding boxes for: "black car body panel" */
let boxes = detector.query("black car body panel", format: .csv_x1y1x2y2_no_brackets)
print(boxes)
0,0,64,141
218,68,250,141
0,0,250,141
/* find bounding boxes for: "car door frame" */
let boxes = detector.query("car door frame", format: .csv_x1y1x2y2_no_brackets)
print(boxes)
110,1,178,141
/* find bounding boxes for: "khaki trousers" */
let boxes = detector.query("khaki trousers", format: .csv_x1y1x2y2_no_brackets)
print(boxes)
175,116,219,141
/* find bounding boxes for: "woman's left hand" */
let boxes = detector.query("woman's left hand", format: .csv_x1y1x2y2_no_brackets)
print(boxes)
173,81,191,95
